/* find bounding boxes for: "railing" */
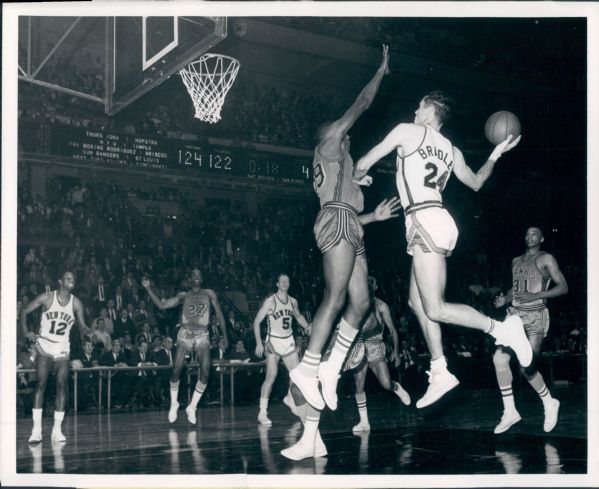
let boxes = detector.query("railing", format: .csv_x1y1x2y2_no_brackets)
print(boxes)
17,360,266,412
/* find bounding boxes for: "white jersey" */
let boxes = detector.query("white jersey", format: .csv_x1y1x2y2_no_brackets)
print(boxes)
39,291,75,346
267,294,295,339
396,125,454,214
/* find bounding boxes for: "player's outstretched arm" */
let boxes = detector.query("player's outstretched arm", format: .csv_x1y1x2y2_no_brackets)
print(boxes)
252,297,274,358
453,135,521,192
320,45,389,157
353,124,408,182
73,297,92,336
209,290,229,351
358,197,402,225
141,278,182,310
20,292,50,342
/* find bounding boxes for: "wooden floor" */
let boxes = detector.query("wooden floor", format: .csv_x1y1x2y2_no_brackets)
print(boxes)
16,383,587,475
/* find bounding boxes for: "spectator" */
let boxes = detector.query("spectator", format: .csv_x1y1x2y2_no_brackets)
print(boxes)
91,318,112,355
92,308,114,336
71,339,99,411
99,339,129,409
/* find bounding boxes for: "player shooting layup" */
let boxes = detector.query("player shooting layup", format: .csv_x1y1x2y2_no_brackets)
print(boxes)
21,271,92,443
353,90,533,409
492,227,568,434
253,273,311,426
142,269,228,424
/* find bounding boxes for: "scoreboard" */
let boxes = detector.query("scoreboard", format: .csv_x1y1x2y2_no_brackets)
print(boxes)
19,122,313,185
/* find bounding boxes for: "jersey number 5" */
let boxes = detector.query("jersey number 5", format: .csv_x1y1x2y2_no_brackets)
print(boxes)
282,317,292,330
423,162,449,190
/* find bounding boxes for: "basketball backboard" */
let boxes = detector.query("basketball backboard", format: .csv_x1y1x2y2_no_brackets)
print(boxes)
17,16,227,115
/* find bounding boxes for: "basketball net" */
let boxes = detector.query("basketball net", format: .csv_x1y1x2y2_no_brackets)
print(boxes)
179,54,240,124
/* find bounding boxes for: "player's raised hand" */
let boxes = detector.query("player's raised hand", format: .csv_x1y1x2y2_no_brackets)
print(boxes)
491,134,522,160
374,197,402,221
380,44,390,75
255,342,264,358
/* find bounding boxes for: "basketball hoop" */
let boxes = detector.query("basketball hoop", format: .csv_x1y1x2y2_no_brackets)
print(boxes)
179,53,240,124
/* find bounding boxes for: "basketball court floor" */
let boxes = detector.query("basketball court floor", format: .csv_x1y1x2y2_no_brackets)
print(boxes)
16,383,586,475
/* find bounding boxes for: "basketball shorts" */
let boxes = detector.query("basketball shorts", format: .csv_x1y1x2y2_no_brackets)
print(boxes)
314,202,365,255
508,306,550,338
36,336,70,361
266,335,297,357
343,338,387,371
405,207,458,257
177,326,210,352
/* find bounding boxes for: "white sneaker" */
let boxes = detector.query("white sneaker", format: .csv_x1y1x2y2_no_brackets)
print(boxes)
168,401,179,423
543,398,560,432
317,361,340,411
352,420,371,433
289,368,324,411
394,383,411,406
314,430,327,457
492,315,533,368
257,411,272,426
28,428,42,444
51,429,66,443
185,405,197,425
415,369,460,408
281,440,316,461
494,409,522,434
283,393,299,417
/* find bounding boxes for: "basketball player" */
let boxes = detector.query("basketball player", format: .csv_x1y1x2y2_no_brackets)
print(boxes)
492,227,568,433
253,274,311,425
352,90,533,409
347,276,411,432
142,269,228,424
283,45,401,461
21,271,93,443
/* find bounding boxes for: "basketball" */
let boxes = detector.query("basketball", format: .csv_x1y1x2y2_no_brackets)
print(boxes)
484,111,521,145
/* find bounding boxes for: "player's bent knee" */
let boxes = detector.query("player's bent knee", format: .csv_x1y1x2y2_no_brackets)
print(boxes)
493,349,510,368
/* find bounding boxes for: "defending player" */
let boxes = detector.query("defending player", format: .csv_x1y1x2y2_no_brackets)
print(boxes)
289,44,394,413
253,273,311,426
492,227,568,433
142,269,228,424
353,90,533,409
347,277,411,432
283,45,401,462
21,271,93,443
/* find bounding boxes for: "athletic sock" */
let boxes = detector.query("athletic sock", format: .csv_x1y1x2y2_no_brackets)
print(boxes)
485,318,496,335
528,372,552,407
170,380,180,404
189,381,207,409
32,408,42,431
355,392,368,424
499,385,516,412
327,319,359,372
296,350,321,378
259,397,269,413
430,356,448,372
53,411,65,431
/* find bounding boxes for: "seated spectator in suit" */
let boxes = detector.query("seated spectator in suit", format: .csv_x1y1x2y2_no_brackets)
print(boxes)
120,332,135,363
135,322,152,346
128,340,159,408
149,335,163,362
93,276,110,313
91,318,112,355
114,285,126,312
152,336,174,407
99,339,129,408
224,340,257,404
106,299,119,322
71,339,100,411
92,307,114,336
114,308,135,340
133,300,153,329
